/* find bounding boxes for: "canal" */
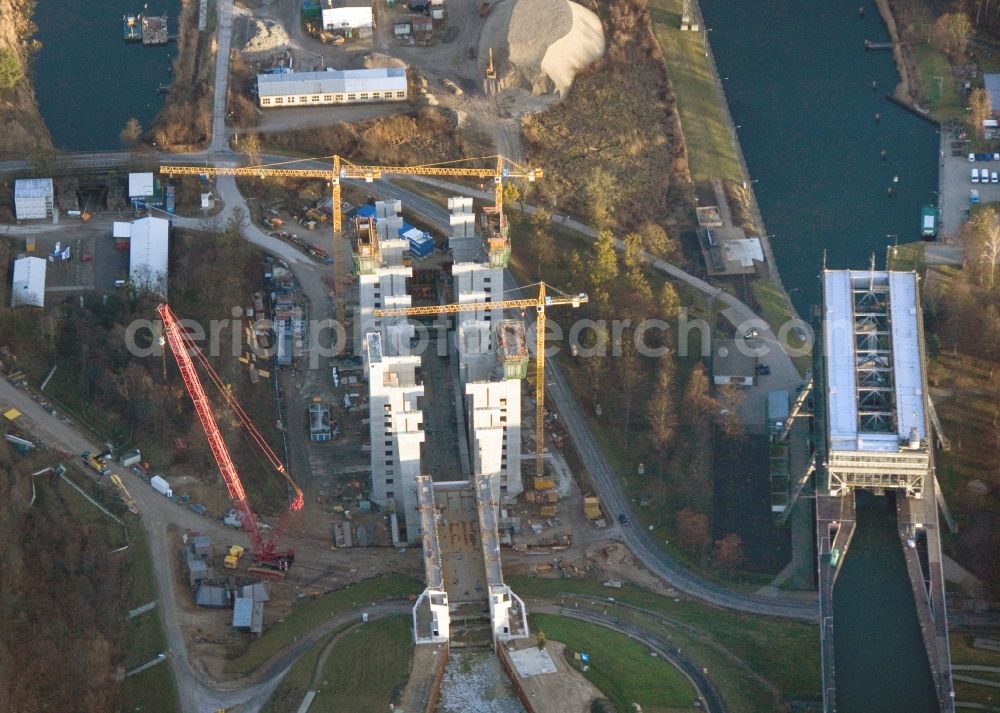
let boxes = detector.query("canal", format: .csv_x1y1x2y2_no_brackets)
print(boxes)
832,492,937,712
699,0,939,316
31,0,180,151
698,0,941,710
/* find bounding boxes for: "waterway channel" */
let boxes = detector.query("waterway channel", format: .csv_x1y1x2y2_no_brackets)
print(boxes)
832,492,937,712
700,0,939,316
31,0,179,151
698,1,941,710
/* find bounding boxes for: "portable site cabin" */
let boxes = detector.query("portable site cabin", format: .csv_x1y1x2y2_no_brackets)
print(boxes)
403,227,434,258
129,216,170,296
14,179,54,220
11,257,46,308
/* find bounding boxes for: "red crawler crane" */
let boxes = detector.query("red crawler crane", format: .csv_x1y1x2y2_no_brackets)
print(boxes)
158,304,304,569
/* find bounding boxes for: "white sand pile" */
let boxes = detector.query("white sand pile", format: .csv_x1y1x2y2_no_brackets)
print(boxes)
480,0,605,96
240,18,291,60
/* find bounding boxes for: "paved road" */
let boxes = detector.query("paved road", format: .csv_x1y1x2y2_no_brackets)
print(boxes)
210,0,236,153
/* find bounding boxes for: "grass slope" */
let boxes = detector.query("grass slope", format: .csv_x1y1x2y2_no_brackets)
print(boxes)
531,613,695,711
310,615,413,710
225,575,421,675
648,0,742,183
512,576,819,700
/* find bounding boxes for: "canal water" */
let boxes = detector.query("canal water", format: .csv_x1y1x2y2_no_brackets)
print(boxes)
832,492,937,713
698,1,941,710
31,0,180,151
699,0,939,316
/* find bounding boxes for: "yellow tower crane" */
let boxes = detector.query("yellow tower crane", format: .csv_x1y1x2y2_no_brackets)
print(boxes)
373,283,587,482
159,156,542,325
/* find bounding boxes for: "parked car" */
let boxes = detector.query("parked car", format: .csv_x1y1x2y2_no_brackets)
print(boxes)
992,171,998,184
972,168,980,183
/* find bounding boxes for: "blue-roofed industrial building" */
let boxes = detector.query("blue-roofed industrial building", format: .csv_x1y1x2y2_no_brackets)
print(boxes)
257,68,407,108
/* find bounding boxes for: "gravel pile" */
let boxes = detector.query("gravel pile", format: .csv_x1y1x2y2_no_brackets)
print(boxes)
479,0,604,96
240,17,291,60
438,652,525,713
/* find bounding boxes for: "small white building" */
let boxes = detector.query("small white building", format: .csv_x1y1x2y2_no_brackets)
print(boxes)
257,68,407,108
13,179,54,220
11,256,46,307
128,172,155,201
322,1,373,31
129,216,170,296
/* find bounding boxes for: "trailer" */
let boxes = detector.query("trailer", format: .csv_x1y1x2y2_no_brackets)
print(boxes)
767,390,790,436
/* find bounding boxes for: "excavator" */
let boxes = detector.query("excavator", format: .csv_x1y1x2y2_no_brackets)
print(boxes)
109,473,139,515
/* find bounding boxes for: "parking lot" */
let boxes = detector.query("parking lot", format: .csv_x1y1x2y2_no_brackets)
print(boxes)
939,132,1000,241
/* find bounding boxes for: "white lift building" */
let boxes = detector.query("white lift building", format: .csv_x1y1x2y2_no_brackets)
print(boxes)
821,269,930,497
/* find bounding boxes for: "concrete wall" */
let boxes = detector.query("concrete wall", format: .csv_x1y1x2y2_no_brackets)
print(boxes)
466,379,523,499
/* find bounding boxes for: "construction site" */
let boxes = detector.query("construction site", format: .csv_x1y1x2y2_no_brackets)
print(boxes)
128,149,621,712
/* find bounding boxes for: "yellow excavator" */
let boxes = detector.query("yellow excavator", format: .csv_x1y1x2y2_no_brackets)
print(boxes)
109,474,139,515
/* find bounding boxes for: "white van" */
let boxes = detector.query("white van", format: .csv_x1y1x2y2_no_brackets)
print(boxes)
972,168,980,183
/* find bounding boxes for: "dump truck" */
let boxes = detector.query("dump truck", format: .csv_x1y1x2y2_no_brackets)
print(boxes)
583,496,603,521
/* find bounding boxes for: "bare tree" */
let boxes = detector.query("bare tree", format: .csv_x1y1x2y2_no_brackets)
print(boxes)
980,219,1000,290
119,118,143,149
639,222,679,261
931,12,973,57
676,508,711,561
531,208,555,278
969,88,992,140
714,533,745,574
646,356,677,472
240,132,262,167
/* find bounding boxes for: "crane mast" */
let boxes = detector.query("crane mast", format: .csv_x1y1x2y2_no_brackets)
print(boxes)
159,155,541,328
158,304,301,568
373,283,587,480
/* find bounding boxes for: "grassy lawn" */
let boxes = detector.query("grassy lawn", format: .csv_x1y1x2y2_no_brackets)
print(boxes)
224,575,421,675
310,615,413,710
951,636,1000,711
749,280,809,375
121,527,180,713
887,241,927,273
511,576,820,700
261,629,339,713
913,44,965,121
531,614,695,711
647,0,742,183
